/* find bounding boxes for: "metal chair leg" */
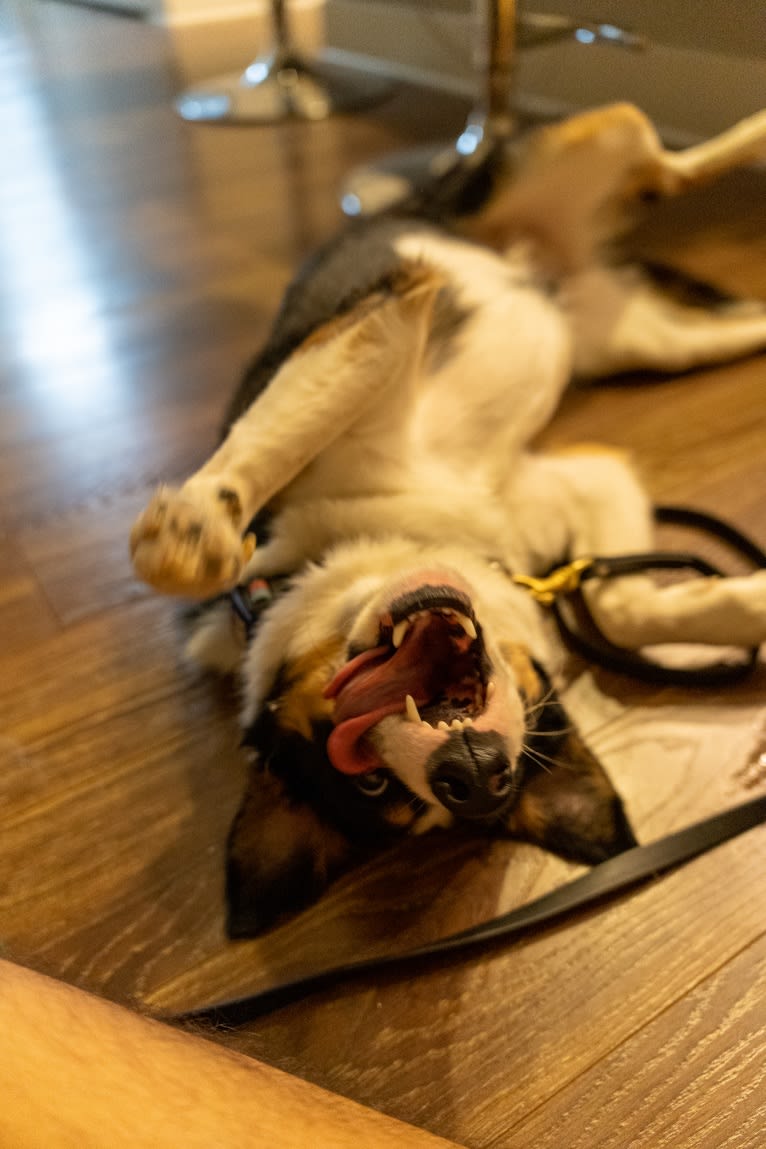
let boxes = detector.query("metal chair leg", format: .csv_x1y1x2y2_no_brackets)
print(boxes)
176,0,392,125
340,1,645,216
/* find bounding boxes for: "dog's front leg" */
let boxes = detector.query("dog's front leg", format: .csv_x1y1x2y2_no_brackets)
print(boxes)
586,568,766,650
130,266,438,597
543,450,766,649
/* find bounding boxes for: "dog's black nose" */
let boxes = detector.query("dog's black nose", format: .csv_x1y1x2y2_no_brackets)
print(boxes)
429,730,515,820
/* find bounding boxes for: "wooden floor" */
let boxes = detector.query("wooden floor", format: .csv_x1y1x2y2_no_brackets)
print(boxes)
2,4,765,1146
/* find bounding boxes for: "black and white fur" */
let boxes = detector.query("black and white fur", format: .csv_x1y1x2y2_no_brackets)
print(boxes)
131,104,766,935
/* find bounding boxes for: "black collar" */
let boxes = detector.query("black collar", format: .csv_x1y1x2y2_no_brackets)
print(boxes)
230,575,293,638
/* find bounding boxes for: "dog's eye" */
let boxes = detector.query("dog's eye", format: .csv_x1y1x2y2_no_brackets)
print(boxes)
353,770,389,798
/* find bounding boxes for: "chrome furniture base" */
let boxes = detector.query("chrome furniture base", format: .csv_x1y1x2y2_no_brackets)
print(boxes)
177,52,392,125
341,4,645,216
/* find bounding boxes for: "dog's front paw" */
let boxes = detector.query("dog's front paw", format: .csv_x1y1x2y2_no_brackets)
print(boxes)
130,484,255,598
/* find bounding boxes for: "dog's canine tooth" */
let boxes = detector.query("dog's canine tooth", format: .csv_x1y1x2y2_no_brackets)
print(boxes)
487,680,496,700
392,620,409,648
405,694,421,724
454,612,477,640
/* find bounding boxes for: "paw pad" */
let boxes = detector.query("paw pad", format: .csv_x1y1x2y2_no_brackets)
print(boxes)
130,486,255,598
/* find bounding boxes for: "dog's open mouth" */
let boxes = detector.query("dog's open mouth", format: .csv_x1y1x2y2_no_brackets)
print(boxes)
324,585,490,775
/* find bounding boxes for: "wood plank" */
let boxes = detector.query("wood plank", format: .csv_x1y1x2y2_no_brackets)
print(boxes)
0,598,245,997
540,359,766,557
206,829,766,1148
0,537,61,653
15,490,153,625
500,932,766,1149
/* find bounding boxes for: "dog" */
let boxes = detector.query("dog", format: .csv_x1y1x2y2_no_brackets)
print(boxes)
130,103,766,936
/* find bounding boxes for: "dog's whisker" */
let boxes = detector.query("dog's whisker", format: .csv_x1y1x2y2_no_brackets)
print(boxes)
523,687,558,720
522,724,575,738
522,742,569,774
520,743,554,775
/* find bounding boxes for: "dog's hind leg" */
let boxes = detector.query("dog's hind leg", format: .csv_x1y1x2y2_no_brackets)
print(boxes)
130,265,439,598
477,104,766,273
478,103,766,374
540,450,766,650
565,262,766,378
657,110,766,190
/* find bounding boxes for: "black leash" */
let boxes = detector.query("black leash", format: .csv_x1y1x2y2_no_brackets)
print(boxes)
168,792,766,1026
187,505,765,1027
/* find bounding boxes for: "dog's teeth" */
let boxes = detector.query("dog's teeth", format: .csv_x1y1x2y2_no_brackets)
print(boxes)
438,721,449,731
405,694,421,724
450,718,463,730
454,612,477,640
487,680,496,700
392,620,409,648
463,717,473,726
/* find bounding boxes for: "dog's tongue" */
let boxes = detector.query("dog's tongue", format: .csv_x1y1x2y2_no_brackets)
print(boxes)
324,616,454,774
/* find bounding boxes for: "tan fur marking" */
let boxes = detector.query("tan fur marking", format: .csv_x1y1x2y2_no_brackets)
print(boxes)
534,103,655,154
506,791,548,839
551,443,631,461
533,104,676,200
500,642,543,703
384,803,419,829
463,104,666,257
276,639,345,739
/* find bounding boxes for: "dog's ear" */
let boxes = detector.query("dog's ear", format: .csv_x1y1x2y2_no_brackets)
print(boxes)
225,768,352,938
509,724,638,865
504,650,637,864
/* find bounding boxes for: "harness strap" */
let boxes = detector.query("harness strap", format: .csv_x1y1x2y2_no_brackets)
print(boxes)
166,791,766,1026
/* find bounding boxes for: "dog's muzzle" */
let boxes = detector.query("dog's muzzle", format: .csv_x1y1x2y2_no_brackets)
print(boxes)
324,581,489,775
428,728,515,821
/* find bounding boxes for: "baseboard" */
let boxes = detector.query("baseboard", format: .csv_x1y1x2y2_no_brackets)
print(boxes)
151,0,324,29
326,0,766,142
48,0,149,16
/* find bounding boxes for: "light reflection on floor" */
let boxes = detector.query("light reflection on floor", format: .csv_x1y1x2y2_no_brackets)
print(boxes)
0,5,121,417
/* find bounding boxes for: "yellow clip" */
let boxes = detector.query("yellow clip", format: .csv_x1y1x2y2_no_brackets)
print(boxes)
512,557,595,606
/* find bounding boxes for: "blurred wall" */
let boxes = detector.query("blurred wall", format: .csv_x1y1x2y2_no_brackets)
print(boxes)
326,0,766,140
149,0,322,27
331,1,766,60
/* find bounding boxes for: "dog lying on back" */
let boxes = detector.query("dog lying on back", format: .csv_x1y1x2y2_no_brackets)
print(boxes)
131,103,766,936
